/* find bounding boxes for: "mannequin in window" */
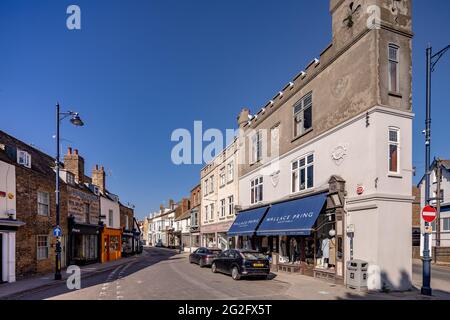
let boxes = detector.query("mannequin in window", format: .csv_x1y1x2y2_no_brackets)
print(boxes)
289,238,298,264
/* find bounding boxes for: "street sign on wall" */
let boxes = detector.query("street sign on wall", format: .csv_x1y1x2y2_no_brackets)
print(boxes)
422,205,437,223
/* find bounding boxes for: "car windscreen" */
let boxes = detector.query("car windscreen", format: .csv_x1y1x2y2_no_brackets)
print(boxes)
206,249,221,255
240,252,268,260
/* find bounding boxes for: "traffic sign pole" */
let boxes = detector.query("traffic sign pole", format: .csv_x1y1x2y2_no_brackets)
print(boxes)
421,205,436,296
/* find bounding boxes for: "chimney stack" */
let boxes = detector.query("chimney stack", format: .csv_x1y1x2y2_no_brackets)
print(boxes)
92,164,106,195
238,108,250,128
63,147,85,184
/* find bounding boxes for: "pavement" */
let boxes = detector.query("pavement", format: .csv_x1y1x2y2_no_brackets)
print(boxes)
0,247,449,300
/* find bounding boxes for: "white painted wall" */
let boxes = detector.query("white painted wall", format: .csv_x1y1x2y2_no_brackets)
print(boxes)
239,106,413,291
100,196,120,229
0,161,16,220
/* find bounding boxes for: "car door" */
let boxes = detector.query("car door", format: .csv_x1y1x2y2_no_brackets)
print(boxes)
216,250,229,272
196,248,204,264
226,250,239,274
191,249,199,263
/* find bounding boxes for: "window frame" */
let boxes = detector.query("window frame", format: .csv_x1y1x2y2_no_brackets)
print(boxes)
220,199,226,218
108,209,114,227
219,167,226,187
388,127,400,175
37,191,50,216
388,44,400,93
37,235,49,260
293,92,313,139
227,162,234,183
228,195,234,216
250,176,264,205
210,203,215,221
291,153,314,194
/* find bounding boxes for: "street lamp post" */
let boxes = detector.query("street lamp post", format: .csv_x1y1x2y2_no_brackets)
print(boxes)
54,103,84,280
422,43,450,296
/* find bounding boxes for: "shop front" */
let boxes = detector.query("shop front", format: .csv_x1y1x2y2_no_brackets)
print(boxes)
101,227,122,263
255,190,345,282
122,230,134,257
201,221,234,250
68,217,101,266
0,219,24,283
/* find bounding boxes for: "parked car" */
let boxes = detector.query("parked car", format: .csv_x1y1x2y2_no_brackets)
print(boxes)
155,239,163,247
211,249,270,280
189,247,222,267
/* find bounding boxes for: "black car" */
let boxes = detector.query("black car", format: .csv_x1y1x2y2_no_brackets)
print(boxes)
189,247,222,267
211,249,270,280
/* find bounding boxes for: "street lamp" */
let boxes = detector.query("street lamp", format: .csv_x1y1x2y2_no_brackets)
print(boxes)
54,103,84,280
422,43,450,296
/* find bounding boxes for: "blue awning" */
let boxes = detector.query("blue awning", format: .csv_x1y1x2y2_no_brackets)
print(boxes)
442,205,450,213
256,193,327,236
228,206,269,236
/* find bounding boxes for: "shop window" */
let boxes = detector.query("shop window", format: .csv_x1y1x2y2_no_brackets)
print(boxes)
388,128,400,174
293,92,312,138
291,154,314,193
37,235,49,260
251,176,263,204
37,191,50,216
388,44,399,93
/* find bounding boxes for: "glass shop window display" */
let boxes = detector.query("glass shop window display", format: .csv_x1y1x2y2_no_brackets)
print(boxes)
315,213,337,270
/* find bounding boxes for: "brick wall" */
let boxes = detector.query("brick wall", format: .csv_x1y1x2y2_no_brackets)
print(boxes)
67,185,100,224
15,166,68,278
412,186,421,227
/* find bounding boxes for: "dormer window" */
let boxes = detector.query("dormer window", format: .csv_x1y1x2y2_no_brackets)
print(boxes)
17,150,31,168
67,172,75,185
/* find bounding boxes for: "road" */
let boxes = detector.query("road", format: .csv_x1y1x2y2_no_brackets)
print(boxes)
7,248,450,300
11,247,292,300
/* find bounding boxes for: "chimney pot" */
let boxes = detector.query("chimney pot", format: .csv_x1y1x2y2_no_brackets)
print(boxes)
68,147,72,155
74,149,79,156
95,164,99,170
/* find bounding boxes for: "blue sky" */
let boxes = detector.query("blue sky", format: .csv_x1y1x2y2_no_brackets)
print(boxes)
1,1,450,219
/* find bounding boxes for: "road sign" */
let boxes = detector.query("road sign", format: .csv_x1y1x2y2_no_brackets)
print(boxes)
53,226,62,237
422,205,437,223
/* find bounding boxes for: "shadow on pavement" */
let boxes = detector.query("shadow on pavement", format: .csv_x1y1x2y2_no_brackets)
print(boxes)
5,247,178,300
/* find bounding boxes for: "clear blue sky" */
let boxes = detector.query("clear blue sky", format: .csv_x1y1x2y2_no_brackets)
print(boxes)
1,1,450,219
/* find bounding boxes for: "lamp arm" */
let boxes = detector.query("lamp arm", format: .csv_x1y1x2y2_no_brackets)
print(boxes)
431,44,450,72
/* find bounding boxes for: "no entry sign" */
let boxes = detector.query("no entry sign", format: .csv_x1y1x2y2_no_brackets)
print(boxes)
422,206,437,223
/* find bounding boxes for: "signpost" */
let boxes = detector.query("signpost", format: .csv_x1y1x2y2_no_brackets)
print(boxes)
53,226,62,238
421,205,436,296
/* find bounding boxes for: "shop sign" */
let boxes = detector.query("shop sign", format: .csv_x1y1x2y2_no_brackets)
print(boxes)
346,224,355,234
0,191,6,197
8,193,14,199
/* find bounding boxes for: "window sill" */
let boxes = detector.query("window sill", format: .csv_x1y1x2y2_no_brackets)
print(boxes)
388,173,403,179
388,91,402,98
292,128,313,143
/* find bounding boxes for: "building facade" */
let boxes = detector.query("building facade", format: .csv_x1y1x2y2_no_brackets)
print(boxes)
418,159,450,247
233,0,413,291
189,184,202,250
200,139,239,249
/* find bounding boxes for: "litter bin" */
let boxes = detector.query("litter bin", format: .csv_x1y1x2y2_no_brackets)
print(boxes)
346,260,368,291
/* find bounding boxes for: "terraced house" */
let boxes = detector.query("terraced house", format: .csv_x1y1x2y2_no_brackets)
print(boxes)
231,0,413,291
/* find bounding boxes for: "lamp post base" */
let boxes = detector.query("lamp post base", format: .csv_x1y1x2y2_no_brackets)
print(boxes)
421,287,432,296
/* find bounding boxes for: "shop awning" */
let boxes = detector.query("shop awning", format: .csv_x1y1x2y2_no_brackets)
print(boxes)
256,193,327,236
228,206,269,236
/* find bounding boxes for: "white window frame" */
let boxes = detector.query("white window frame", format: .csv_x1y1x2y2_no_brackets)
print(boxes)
204,205,209,222
220,199,226,218
210,203,215,221
219,167,226,187
228,195,234,216
204,179,208,196
388,127,400,174
291,153,314,193
17,150,31,168
293,92,313,139
37,191,50,216
37,235,49,260
227,162,234,182
67,172,75,185
388,44,400,93
443,218,450,232
210,176,214,194
251,131,262,164
109,209,114,227
251,176,264,205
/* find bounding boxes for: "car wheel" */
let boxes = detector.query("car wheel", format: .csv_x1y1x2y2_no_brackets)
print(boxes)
231,267,241,280
211,262,217,273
